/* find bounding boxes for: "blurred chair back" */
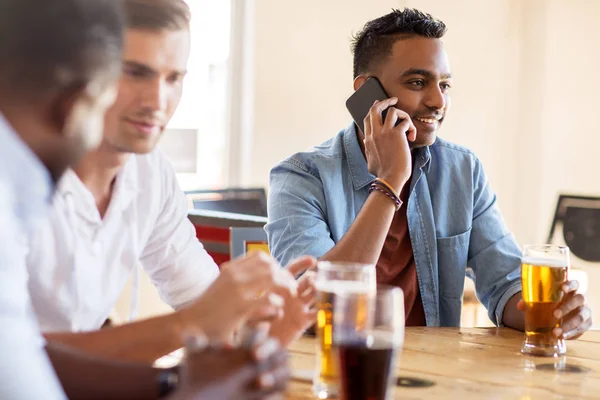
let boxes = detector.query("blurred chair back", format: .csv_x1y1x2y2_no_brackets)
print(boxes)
548,194,600,262
185,188,267,217
230,227,269,259
187,209,267,267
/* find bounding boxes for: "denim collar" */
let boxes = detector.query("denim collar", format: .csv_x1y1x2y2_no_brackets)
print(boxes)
342,122,432,191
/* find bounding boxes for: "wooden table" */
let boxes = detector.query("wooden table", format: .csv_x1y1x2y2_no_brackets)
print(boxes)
286,327,600,399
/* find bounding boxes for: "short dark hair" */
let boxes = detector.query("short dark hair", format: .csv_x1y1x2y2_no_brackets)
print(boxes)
351,8,447,78
0,0,124,99
125,0,191,31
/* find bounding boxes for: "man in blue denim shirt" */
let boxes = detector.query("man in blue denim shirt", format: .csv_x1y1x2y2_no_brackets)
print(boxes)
267,9,592,336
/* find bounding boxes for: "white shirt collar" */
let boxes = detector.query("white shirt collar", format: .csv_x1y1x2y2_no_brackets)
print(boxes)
56,155,139,224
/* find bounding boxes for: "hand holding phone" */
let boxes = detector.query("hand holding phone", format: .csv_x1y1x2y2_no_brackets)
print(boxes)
345,77,416,192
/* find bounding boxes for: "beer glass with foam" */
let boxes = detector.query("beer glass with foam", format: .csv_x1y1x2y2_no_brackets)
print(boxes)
312,262,376,398
521,244,569,357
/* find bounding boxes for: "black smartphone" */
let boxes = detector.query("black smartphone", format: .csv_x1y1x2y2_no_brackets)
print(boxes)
346,77,395,134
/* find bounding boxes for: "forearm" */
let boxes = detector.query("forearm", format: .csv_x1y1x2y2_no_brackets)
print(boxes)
45,312,186,364
46,342,161,400
321,190,398,264
501,292,525,331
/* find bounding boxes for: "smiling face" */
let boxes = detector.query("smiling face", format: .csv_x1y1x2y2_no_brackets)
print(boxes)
101,28,190,154
357,35,452,148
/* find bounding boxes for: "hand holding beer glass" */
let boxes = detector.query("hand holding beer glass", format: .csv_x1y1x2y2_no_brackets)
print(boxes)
521,245,569,357
313,262,376,398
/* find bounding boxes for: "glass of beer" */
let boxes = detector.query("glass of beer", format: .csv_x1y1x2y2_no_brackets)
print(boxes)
312,261,376,399
333,286,404,400
521,244,570,357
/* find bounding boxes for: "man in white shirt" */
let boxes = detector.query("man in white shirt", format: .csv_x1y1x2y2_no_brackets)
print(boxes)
26,0,317,364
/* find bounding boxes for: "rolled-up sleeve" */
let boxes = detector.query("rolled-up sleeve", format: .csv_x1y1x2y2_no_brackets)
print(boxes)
140,156,219,309
266,161,335,267
467,158,522,326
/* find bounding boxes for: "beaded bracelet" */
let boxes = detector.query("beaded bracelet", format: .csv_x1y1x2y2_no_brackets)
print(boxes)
369,183,402,211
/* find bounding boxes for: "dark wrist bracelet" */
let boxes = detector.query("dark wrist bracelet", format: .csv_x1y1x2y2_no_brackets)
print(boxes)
369,183,402,211
158,365,180,398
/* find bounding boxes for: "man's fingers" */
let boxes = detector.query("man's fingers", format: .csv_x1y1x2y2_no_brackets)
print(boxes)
363,113,372,137
394,115,416,140
369,98,398,129
383,106,400,131
368,104,381,132
231,252,298,298
300,287,316,303
300,283,317,304
374,97,398,114
562,280,579,294
562,313,593,340
555,293,585,319
565,318,593,340
244,293,286,327
303,309,318,325
379,99,408,133
373,98,398,116
246,305,282,325
378,106,417,142
254,293,284,313
404,119,417,142
297,275,313,292
286,256,317,278
559,306,592,339
298,274,316,295
270,264,299,297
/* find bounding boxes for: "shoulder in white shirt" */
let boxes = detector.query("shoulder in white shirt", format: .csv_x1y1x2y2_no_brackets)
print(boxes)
27,149,220,333
0,116,66,399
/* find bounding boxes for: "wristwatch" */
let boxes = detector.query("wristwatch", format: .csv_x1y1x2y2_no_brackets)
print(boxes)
158,366,180,398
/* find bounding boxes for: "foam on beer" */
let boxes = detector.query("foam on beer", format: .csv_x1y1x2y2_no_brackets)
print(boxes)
316,280,374,294
522,257,569,269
